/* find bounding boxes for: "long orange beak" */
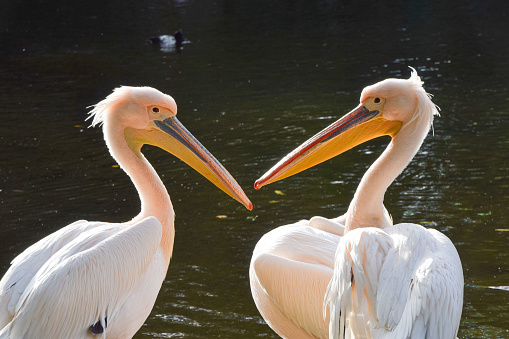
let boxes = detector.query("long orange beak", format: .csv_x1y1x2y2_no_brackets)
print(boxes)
254,104,402,189
128,116,253,210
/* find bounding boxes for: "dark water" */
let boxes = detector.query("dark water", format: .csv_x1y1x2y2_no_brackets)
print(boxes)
1,0,509,338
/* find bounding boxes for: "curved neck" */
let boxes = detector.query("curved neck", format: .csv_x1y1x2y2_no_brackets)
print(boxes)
103,122,175,262
345,120,429,232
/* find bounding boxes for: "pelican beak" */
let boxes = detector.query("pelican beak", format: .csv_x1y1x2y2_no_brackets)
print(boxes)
128,116,253,210
254,104,402,189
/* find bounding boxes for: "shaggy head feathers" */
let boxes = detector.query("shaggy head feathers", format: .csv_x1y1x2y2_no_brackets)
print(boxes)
361,68,440,133
87,86,177,127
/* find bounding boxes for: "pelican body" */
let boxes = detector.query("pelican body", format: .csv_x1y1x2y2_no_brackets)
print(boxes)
251,70,463,339
0,86,252,339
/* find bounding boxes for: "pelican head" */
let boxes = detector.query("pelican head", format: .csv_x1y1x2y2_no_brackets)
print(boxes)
255,68,439,189
89,86,253,210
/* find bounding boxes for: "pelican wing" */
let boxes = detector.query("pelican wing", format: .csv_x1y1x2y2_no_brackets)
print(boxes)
1,217,162,339
374,225,463,338
325,227,392,339
325,224,463,339
250,221,341,339
0,220,99,325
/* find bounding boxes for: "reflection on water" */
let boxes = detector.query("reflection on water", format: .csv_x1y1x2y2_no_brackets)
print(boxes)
1,0,509,338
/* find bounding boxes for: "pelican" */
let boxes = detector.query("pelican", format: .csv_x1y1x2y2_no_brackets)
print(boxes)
0,86,252,339
250,69,463,339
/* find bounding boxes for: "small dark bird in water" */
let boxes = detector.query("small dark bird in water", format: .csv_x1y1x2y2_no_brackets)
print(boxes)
150,29,189,52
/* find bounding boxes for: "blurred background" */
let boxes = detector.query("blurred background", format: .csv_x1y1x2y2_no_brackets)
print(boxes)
0,0,508,337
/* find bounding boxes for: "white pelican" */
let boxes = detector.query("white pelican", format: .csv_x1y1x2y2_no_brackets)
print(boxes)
0,86,252,339
250,69,463,339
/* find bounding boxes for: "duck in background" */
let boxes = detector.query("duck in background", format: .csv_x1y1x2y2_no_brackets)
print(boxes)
150,29,190,52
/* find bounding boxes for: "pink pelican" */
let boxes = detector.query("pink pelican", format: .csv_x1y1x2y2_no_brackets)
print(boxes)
0,86,252,338
250,69,463,338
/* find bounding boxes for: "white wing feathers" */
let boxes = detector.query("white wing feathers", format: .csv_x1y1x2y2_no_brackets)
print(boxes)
250,220,342,339
324,227,392,339
1,216,162,339
325,224,463,339
252,252,333,335
0,220,97,324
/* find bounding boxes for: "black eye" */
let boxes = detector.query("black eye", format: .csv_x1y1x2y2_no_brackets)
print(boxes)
152,107,160,113
374,98,381,104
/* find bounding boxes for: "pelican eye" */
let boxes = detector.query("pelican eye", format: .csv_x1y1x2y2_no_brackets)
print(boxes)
152,107,160,113
374,97,381,104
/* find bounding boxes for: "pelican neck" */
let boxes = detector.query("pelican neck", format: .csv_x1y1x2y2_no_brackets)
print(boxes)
102,121,175,260
345,119,430,232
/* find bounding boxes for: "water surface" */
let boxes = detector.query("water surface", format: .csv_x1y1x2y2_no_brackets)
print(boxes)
1,0,509,338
